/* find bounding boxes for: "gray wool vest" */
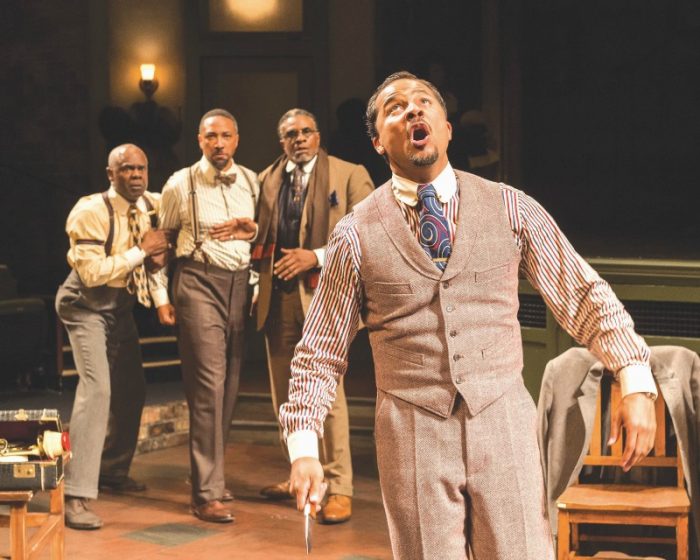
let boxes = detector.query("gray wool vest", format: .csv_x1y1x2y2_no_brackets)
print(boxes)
354,170,523,418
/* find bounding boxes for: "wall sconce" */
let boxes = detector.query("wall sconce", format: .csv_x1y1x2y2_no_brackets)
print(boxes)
139,64,159,99
100,62,181,190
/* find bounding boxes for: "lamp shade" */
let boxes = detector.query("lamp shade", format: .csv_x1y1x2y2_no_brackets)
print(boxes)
140,64,156,81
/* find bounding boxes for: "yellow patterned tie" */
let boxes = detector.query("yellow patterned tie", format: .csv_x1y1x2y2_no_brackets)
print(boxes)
126,204,152,307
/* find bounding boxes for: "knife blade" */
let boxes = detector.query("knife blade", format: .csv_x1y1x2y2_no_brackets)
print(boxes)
304,502,312,554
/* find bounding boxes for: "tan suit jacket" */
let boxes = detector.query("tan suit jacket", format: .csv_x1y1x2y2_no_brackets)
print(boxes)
256,155,373,329
537,345,700,556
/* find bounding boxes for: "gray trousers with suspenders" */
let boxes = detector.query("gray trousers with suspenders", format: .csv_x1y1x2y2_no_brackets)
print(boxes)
56,191,156,499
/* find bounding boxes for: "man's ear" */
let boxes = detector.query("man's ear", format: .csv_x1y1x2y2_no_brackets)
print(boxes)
105,166,114,184
372,136,385,155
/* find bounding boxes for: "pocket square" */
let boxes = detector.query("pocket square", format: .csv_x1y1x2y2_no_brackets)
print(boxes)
328,190,339,207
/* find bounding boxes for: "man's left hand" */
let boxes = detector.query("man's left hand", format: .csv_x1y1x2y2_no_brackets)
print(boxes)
210,217,257,241
608,392,656,472
273,248,318,281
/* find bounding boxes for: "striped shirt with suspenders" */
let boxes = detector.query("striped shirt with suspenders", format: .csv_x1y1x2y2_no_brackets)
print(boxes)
186,163,258,264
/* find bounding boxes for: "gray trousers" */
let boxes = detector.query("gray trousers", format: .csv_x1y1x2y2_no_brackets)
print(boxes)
375,380,554,560
173,259,247,505
56,270,146,500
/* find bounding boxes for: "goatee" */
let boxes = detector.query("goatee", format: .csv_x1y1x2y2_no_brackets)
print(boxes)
410,151,439,167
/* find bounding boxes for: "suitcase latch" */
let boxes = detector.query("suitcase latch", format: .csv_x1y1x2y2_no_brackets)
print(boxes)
13,463,36,478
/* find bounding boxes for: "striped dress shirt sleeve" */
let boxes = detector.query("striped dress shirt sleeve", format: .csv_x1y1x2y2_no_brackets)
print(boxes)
283,214,363,442
281,183,652,459
501,185,650,372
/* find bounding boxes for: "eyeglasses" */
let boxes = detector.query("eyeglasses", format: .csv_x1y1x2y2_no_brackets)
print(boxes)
282,127,318,141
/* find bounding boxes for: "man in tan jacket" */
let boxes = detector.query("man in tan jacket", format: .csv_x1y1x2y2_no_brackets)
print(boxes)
252,108,373,524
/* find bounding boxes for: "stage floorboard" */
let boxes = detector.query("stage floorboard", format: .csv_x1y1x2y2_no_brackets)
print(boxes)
0,438,391,559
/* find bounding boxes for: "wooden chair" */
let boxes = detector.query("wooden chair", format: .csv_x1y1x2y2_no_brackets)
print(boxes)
0,468,66,559
556,375,690,559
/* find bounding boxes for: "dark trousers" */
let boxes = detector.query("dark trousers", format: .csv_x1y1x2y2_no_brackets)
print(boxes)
173,260,248,505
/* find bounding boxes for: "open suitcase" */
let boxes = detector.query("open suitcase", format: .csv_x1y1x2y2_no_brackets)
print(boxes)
0,408,68,490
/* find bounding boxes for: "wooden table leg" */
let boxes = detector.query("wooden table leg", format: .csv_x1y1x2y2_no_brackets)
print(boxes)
50,482,65,559
557,510,571,560
10,501,29,560
677,514,689,560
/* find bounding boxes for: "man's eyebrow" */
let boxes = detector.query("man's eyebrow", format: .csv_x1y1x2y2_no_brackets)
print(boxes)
381,92,402,109
412,87,433,97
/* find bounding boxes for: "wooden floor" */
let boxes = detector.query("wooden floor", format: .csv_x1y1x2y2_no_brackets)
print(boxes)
0,437,392,560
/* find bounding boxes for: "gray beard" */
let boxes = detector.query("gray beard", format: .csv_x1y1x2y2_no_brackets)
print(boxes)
410,151,439,167
209,155,230,171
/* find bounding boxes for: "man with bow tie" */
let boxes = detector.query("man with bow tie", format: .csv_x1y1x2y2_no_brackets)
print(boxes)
250,108,373,524
152,108,260,523
56,144,171,530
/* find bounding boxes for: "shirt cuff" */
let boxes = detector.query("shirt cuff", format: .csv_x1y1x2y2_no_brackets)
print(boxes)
618,364,658,399
125,246,146,269
287,430,319,463
151,288,170,308
313,247,326,268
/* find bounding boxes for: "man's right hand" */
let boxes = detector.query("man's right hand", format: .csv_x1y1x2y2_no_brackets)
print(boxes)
140,229,170,256
157,304,176,326
290,457,326,514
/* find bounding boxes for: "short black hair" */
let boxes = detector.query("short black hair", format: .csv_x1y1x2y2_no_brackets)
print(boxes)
277,108,318,139
365,71,447,139
199,108,238,132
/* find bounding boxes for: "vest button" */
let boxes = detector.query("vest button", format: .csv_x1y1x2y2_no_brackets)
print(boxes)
442,281,450,289
445,305,454,313
453,354,462,362
456,376,465,384
449,330,457,338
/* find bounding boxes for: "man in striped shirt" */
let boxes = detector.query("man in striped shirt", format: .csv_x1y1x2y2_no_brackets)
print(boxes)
276,72,658,559
152,108,259,524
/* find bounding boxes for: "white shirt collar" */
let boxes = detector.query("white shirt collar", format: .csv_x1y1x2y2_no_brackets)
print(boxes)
390,162,456,207
108,186,149,215
199,155,239,184
285,155,318,174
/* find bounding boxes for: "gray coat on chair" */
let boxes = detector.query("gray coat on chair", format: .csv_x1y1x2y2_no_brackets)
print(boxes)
536,345,700,556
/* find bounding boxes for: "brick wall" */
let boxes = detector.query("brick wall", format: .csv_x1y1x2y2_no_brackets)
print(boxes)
136,400,189,455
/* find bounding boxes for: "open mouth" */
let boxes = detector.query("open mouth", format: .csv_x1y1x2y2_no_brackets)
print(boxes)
410,123,430,147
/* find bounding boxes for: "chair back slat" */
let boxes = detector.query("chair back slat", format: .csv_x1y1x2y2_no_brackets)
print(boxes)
590,388,602,456
654,394,665,457
610,380,624,457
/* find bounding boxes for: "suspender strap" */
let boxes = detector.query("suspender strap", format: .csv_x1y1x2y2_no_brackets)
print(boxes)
238,167,259,215
100,190,155,257
187,164,207,262
101,191,115,256
142,193,158,229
